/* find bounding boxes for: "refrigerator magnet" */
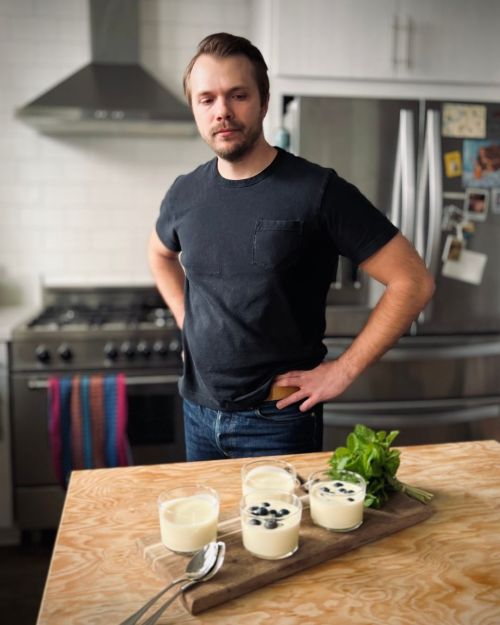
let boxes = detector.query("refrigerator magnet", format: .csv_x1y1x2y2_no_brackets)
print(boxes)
491,188,500,215
442,103,487,138
442,249,487,286
442,234,464,262
462,140,500,188
464,187,489,221
444,151,462,178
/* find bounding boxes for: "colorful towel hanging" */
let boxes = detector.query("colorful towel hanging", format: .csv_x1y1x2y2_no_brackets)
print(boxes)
48,373,130,488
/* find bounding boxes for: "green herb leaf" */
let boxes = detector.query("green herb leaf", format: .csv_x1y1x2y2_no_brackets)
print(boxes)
328,424,433,508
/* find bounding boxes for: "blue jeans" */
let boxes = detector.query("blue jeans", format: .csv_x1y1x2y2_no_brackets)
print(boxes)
183,398,323,461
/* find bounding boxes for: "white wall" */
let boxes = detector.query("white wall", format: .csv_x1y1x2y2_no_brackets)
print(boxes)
0,0,252,304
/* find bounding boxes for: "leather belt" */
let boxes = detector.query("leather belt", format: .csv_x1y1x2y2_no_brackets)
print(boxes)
266,384,300,401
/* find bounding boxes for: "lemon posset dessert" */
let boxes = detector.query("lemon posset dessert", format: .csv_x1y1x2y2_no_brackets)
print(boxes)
242,460,297,495
240,490,302,559
309,470,366,532
158,487,219,554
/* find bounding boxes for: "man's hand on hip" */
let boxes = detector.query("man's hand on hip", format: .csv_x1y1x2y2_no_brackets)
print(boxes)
273,360,355,412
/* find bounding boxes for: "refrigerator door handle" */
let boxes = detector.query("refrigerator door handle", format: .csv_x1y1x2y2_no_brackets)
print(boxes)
390,123,402,229
323,402,500,428
400,109,416,242
391,109,415,241
415,132,428,260
416,109,443,324
426,110,443,279
325,337,500,360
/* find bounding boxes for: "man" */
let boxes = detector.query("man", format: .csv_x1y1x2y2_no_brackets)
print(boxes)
148,33,435,461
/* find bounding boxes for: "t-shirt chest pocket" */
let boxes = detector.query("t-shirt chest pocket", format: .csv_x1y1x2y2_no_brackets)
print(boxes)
253,219,302,270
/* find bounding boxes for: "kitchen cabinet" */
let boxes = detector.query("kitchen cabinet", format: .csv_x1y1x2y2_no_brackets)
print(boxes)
396,0,500,84
274,0,398,81
272,0,500,86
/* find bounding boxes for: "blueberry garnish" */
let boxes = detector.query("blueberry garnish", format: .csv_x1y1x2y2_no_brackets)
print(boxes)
279,508,290,515
347,490,355,494
339,488,347,493
269,509,278,516
250,505,260,513
264,519,278,529
320,486,331,493
262,502,271,507
258,506,269,516
249,518,262,525
334,482,343,487
347,497,355,502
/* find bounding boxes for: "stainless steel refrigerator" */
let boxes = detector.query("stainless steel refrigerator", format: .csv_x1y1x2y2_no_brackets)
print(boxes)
284,95,500,447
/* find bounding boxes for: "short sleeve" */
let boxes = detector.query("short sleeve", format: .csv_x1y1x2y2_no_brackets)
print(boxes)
320,170,399,264
155,177,183,252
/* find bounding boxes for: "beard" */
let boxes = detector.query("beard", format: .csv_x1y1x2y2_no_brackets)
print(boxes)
208,119,263,162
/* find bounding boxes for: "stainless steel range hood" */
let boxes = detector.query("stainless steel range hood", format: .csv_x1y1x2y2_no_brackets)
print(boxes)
15,0,196,137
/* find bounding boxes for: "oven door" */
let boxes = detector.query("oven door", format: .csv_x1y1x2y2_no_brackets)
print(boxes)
11,370,185,529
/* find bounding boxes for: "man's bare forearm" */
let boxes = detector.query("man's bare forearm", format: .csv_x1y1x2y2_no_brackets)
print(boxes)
335,272,435,384
273,234,435,410
148,233,186,329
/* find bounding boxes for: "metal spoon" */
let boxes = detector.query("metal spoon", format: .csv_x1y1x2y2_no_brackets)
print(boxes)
119,541,219,625
141,541,226,625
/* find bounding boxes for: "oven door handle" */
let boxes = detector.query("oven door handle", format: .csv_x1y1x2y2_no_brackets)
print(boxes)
27,374,180,390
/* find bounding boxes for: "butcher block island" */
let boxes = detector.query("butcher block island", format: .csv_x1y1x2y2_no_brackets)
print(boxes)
37,441,500,625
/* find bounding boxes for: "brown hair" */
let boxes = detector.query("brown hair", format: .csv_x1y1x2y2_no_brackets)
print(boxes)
183,32,269,106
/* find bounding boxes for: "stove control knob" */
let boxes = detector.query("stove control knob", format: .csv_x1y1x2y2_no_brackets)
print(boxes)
35,345,51,363
57,343,73,362
137,341,151,357
104,343,118,360
168,338,181,353
120,341,135,359
153,340,167,356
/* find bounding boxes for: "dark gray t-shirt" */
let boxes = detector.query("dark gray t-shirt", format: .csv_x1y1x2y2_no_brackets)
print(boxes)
156,148,398,410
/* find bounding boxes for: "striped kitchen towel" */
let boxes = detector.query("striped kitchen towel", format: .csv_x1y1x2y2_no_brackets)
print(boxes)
48,373,130,488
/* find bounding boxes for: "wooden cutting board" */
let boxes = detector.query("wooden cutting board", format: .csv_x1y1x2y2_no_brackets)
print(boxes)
136,492,433,615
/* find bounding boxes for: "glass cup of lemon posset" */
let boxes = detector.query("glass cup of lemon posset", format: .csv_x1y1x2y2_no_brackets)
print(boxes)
240,489,302,559
307,469,366,532
241,458,298,495
158,484,219,554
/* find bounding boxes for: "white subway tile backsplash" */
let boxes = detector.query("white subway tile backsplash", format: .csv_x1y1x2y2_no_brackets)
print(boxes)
0,0,253,298
33,0,88,20
0,0,35,18
2,184,41,205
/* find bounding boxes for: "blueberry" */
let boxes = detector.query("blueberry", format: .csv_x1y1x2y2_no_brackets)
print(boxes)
279,508,290,516
347,490,355,494
262,502,271,507
339,488,347,493
347,497,355,502
320,486,331,493
264,519,278,529
249,518,262,525
269,509,278,516
334,482,343,487
250,505,260,513
258,507,269,516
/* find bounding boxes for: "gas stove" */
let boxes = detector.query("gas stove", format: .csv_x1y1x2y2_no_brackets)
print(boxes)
9,285,186,530
10,285,182,372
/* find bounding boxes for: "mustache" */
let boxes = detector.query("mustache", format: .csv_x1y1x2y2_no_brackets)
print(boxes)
212,124,243,135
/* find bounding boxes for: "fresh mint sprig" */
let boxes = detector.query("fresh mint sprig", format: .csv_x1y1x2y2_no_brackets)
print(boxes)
328,424,434,509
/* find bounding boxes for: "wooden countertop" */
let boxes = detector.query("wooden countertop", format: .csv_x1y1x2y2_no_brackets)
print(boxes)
37,440,500,625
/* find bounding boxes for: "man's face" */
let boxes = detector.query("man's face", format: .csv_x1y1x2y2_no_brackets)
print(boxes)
188,54,268,162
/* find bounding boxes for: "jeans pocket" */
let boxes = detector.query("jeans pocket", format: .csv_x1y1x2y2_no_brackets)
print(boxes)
256,402,310,422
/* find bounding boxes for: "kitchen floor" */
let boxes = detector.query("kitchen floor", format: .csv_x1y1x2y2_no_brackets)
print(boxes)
0,530,55,625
